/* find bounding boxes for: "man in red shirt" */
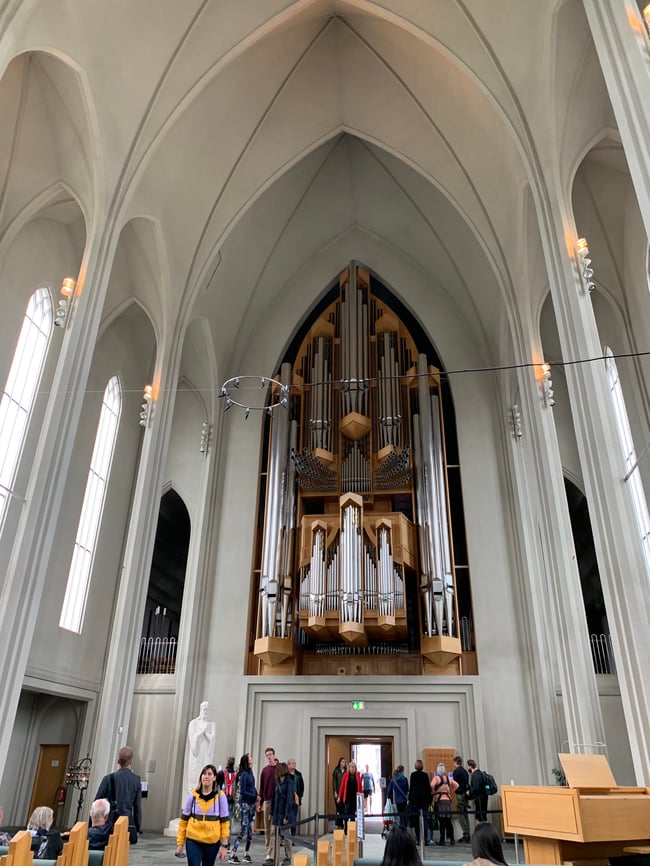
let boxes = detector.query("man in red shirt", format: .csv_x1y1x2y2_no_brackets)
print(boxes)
258,747,277,866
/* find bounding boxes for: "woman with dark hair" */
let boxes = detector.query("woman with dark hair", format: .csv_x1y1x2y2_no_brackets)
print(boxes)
386,766,409,827
272,762,293,866
332,757,347,828
176,764,230,866
380,824,423,866
228,754,257,863
464,823,508,866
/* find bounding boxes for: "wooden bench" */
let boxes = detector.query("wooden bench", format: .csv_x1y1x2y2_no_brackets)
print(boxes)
0,815,129,866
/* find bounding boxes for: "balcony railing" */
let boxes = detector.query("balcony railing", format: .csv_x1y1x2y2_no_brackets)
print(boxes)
137,636,177,674
590,633,614,674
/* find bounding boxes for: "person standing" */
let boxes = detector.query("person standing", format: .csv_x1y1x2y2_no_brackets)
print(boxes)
408,760,432,845
331,757,347,829
337,760,361,833
223,757,238,823
176,764,230,866
386,766,409,827
451,756,470,842
467,760,488,823
94,746,142,844
272,763,293,866
228,754,257,864
258,747,277,866
287,758,304,841
431,763,458,846
361,765,375,815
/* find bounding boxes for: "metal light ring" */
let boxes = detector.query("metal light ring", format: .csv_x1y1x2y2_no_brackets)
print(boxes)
220,375,289,412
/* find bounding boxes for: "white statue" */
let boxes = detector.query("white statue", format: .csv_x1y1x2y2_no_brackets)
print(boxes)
184,701,216,793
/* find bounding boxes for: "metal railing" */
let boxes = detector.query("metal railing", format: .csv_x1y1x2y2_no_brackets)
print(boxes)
590,633,614,674
136,636,177,673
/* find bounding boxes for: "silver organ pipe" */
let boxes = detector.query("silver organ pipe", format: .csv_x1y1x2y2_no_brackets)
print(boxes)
327,546,338,610
415,353,455,637
431,394,455,635
365,544,377,610
259,362,292,638
379,332,401,449
310,337,332,452
413,420,434,637
309,528,326,619
340,501,363,623
378,526,394,618
341,267,369,417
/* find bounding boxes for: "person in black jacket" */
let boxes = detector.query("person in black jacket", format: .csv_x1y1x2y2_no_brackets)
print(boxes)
94,746,142,843
408,760,432,845
467,759,488,823
451,756,470,842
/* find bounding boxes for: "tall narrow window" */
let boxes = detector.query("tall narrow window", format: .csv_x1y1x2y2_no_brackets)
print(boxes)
605,347,650,573
59,375,121,633
0,287,53,527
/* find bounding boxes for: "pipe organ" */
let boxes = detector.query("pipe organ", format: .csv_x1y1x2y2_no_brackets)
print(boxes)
253,264,466,674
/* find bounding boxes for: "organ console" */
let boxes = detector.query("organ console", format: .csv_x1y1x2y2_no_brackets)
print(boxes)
252,262,467,674
502,754,650,864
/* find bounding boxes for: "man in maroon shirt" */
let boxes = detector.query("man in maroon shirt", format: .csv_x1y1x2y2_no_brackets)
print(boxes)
258,747,277,866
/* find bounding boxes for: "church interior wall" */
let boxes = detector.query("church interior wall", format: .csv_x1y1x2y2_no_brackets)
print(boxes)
0,691,83,827
25,305,156,690
0,215,85,577
128,683,177,832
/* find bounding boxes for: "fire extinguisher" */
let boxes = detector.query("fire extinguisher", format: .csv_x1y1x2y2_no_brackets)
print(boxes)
55,786,67,807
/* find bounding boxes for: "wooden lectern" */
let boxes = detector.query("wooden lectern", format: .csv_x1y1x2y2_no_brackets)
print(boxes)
501,754,650,864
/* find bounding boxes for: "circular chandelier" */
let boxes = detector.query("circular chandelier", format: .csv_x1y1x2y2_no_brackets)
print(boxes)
219,376,289,418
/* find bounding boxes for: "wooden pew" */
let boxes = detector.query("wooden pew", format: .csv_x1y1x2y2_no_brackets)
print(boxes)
0,815,129,866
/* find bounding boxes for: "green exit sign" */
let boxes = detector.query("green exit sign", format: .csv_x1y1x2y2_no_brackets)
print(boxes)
351,700,365,710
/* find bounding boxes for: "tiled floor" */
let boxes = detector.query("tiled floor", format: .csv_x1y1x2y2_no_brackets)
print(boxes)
126,818,517,865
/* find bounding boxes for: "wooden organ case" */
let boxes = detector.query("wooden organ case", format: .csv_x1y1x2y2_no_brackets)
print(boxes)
251,263,470,676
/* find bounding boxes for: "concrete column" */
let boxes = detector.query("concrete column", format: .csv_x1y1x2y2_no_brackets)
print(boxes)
0,213,117,777
539,193,650,782
506,356,605,767
583,0,650,239
88,327,183,790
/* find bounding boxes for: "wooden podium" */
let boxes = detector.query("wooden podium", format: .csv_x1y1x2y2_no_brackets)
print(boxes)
501,754,650,864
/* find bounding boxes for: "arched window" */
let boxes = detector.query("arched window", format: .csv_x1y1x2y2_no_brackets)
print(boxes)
604,347,650,574
59,375,122,633
0,287,53,527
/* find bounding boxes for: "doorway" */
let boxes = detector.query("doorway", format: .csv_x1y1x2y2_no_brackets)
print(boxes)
325,735,393,823
28,744,69,825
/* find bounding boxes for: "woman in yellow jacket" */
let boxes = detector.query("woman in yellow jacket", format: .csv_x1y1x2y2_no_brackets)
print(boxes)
176,765,230,866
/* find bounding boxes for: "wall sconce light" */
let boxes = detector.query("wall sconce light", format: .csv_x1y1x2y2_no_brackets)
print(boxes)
576,238,596,293
541,363,555,407
510,404,523,438
139,385,153,428
200,421,212,454
643,5,650,37
53,276,76,327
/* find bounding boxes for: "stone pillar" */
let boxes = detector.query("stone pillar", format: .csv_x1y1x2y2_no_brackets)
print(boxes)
0,215,116,777
88,326,183,789
539,193,650,783
506,355,605,766
583,0,650,239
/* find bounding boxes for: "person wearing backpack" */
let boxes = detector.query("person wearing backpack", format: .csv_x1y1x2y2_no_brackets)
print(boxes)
467,760,489,822
223,757,238,822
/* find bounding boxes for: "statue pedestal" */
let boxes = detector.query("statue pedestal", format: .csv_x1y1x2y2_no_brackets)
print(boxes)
164,818,179,838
